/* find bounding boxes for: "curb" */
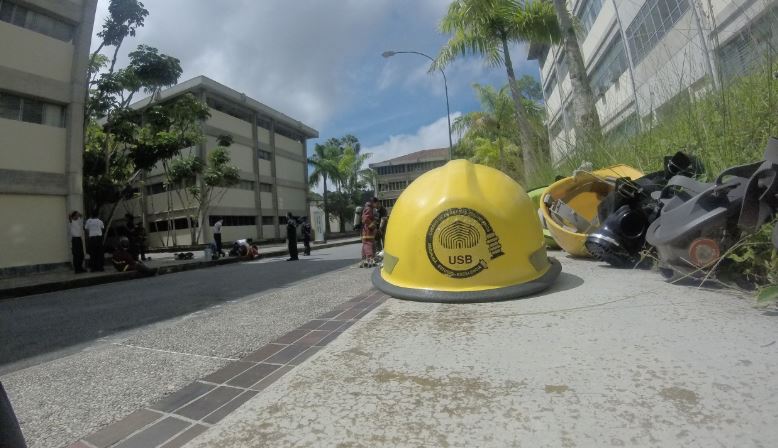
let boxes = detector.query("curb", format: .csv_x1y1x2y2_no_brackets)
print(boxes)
0,239,360,301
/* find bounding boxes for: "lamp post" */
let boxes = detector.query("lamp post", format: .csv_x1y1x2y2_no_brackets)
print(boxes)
382,50,453,160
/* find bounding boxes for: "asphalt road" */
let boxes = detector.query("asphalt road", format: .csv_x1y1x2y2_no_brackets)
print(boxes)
0,244,362,372
1,243,376,447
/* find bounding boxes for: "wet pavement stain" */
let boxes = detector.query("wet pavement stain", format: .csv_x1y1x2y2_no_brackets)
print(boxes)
659,386,699,406
544,384,570,394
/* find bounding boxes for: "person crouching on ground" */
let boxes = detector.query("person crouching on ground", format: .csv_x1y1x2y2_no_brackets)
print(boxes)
112,237,156,276
360,201,377,268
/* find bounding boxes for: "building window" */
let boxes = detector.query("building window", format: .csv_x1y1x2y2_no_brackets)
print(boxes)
543,71,557,99
557,52,568,78
380,198,397,208
258,149,272,160
235,179,255,191
208,215,256,226
626,0,690,65
576,0,603,39
0,1,75,42
717,7,778,81
145,182,166,195
278,215,288,225
589,36,629,97
149,217,197,233
275,125,303,143
261,216,275,225
0,91,65,127
206,96,252,123
259,182,273,192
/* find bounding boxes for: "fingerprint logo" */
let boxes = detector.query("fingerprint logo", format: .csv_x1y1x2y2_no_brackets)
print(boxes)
439,220,480,249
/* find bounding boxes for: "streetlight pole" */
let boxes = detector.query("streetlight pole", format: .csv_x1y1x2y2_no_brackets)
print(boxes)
382,50,453,161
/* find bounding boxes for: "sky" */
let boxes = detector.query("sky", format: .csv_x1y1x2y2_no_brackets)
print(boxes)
90,0,542,166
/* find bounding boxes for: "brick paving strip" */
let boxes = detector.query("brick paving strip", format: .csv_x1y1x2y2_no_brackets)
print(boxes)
68,289,389,448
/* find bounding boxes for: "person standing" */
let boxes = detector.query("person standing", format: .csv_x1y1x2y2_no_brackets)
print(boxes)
286,212,299,261
84,211,105,272
68,211,86,273
360,201,377,268
301,216,312,256
372,197,388,252
213,217,224,257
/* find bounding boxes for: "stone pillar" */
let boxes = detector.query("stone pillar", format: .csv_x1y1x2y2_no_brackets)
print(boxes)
252,113,263,240
269,120,280,239
65,0,98,216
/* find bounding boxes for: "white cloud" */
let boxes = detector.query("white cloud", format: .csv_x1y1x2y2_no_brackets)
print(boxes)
364,112,462,164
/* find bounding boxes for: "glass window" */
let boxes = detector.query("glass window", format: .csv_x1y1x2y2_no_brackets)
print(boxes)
626,0,690,64
259,183,273,192
0,2,14,22
42,103,65,127
577,0,603,39
261,216,274,225
0,92,20,120
589,36,629,96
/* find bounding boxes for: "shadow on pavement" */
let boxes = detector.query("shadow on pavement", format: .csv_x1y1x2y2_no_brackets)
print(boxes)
0,257,358,369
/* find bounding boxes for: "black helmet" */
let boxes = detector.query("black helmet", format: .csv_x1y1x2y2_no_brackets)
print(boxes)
118,237,130,249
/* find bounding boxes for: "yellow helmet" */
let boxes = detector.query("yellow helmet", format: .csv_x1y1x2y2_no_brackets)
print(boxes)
372,159,561,303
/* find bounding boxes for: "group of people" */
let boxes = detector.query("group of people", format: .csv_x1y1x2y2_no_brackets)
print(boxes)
211,213,312,262
68,211,150,275
359,197,388,268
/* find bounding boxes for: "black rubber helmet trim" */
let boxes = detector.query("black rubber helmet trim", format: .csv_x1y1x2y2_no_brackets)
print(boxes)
372,257,562,303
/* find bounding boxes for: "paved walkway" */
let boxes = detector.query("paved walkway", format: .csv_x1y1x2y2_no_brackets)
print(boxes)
0,237,360,299
180,256,778,447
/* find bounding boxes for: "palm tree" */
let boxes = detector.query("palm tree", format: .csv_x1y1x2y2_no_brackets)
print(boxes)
307,143,341,236
435,0,558,180
454,83,546,182
550,0,602,144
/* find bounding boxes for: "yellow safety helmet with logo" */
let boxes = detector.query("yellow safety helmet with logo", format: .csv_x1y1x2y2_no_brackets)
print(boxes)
372,160,561,303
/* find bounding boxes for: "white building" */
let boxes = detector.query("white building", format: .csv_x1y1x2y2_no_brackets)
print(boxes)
528,0,777,162
0,0,98,275
124,76,318,247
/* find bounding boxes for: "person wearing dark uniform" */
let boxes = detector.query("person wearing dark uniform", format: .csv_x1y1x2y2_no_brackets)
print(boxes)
286,212,299,261
301,216,312,256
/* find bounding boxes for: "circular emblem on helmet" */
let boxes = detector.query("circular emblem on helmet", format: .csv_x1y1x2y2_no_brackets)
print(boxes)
426,208,504,278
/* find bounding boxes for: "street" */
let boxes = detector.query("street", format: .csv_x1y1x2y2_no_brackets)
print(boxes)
0,244,372,448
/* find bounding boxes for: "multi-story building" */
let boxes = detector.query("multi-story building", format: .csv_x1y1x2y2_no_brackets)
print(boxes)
124,76,318,247
369,148,448,211
0,0,98,274
528,0,777,162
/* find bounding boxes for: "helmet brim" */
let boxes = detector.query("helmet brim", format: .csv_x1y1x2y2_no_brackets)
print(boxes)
372,257,562,303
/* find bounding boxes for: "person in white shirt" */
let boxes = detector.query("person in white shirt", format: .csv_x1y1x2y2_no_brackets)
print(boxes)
213,217,224,257
84,211,105,272
68,211,86,273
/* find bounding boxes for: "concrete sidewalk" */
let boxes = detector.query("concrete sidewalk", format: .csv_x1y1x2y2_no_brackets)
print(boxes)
186,255,778,447
0,237,360,300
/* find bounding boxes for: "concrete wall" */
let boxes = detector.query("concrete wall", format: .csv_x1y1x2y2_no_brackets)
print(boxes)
0,118,67,173
0,22,74,83
276,186,306,213
275,156,304,182
207,109,252,139
0,194,68,269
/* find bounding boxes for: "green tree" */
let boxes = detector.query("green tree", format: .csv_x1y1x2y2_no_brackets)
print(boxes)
435,0,558,180
454,83,546,183
550,0,602,145
308,143,341,236
168,135,240,244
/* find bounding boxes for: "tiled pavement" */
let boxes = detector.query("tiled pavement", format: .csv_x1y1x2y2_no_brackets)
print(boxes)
68,289,389,448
